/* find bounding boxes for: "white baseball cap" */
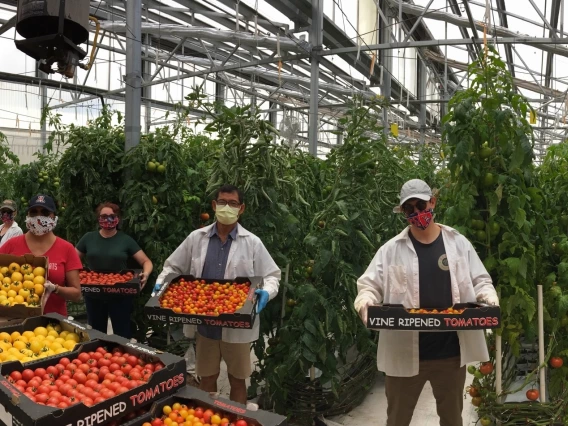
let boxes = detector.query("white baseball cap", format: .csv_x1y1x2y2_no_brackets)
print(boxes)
393,179,433,213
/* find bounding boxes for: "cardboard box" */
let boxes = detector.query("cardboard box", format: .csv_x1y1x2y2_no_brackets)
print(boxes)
367,303,501,331
122,386,287,426
80,269,142,298
0,333,186,426
144,276,260,329
0,254,49,319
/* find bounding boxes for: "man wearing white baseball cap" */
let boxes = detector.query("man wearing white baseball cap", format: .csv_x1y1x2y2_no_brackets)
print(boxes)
354,179,499,426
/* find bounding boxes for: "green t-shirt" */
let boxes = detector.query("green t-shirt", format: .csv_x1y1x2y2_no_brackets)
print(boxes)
76,231,141,271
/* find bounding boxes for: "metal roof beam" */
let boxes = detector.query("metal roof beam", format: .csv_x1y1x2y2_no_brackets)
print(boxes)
495,0,515,78
545,0,562,89
447,0,477,62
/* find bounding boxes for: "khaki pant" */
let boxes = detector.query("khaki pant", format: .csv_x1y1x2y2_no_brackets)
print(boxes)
195,332,252,380
385,356,466,426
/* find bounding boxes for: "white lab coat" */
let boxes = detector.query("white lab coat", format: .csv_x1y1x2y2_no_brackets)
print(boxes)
354,224,498,377
0,222,23,248
157,222,281,343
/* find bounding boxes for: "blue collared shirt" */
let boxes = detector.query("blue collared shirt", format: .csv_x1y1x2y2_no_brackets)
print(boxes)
197,223,238,340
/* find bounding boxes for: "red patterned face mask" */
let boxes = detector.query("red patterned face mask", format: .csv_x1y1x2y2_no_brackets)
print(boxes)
406,209,433,230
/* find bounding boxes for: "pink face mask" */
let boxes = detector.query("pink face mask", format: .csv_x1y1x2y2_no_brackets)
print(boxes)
406,209,433,230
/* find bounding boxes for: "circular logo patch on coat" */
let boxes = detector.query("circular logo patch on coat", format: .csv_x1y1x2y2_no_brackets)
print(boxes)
438,254,449,271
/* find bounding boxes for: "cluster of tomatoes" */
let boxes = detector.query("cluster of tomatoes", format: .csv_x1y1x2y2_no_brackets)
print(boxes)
144,402,249,426
6,346,164,408
160,279,250,316
407,307,465,314
79,271,135,286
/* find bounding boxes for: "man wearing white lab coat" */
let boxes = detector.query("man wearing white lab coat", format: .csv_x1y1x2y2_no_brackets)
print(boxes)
354,179,499,426
155,184,280,404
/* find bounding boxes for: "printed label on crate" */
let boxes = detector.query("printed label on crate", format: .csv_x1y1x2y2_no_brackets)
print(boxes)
67,402,127,426
367,304,501,330
212,399,247,415
61,318,88,331
81,287,139,295
128,373,185,408
124,342,157,356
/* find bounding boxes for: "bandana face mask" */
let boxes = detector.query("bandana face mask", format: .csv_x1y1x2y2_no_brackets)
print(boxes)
1,212,13,223
406,209,433,230
25,216,58,236
98,215,119,230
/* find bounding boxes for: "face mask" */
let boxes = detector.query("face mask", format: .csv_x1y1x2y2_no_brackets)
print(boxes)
215,204,240,225
25,216,58,236
99,217,119,230
1,213,13,223
406,209,433,230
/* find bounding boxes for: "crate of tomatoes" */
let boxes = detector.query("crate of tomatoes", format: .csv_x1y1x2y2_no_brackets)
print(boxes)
0,332,185,426
367,302,501,331
79,269,142,298
121,385,286,426
144,275,261,330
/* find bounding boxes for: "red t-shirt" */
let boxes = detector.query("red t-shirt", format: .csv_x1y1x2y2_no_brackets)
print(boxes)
0,235,82,316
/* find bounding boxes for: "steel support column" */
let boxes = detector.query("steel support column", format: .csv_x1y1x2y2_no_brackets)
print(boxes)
215,75,225,112
381,0,392,135
308,0,323,156
142,35,152,133
418,58,428,143
125,0,142,150
35,63,47,150
268,102,277,126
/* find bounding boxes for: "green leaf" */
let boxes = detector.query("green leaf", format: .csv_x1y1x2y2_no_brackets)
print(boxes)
514,208,526,228
304,319,319,336
509,142,525,170
488,192,499,217
558,295,568,316
503,257,521,276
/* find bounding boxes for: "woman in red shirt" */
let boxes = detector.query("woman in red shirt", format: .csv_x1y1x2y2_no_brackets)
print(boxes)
0,195,82,315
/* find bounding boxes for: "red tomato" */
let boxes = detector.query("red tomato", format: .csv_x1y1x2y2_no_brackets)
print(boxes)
66,379,78,388
550,357,564,369
82,397,94,407
34,368,47,377
9,371,22,382
94,396,105,405
116,386,129,394
479,363,494,375
96,347,107,355
35,393,49,404
59,358,71,367
151,419,164,426
121,364,133,375
194,408,203,419
87,373,99,382
129,370,142,381
526,389,539,401
78,353,91,363
126,355,139,367
85,379,98,389
235,420,248,426
46,366,59,377
22,369,35,382
100,389,115,399
72,359,83,366
91,352,103,361
98,359,111,368
37,385,51,395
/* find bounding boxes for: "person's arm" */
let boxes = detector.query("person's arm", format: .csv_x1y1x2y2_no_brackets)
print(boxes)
75,249,85,260
467,240,499,305
253,240,281,300
132,250,153,288
354,247,385,315
56,270,82,302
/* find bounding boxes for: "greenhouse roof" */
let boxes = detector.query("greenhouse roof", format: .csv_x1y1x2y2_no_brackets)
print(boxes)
0,0,566,156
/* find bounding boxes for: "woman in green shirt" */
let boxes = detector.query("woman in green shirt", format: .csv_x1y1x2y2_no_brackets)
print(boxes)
76,202,153,338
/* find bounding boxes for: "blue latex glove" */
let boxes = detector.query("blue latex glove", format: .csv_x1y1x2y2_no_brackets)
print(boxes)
255,289,269,313
152,282,162,295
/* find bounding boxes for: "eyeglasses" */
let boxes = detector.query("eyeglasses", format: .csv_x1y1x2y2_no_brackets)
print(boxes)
401,199,429,216
28,208,51,217
99,214,118,221
216,200,241,208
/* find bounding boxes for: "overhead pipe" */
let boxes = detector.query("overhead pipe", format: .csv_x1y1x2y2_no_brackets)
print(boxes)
98,22,308,53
